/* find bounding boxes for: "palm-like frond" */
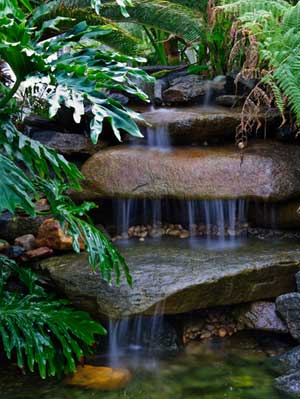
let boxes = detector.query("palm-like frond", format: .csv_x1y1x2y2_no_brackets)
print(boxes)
283,2,300,30
56,0,204,42
167,0,208,13
216,0,290,19
102,0,204,42
42,4,143,54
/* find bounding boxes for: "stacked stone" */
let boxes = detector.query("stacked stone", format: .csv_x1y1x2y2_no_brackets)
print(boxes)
273,272,300,396
112,222,248,242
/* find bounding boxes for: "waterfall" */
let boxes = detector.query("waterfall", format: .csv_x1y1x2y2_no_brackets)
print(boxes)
203,83,213,107
113,199,248,242
146,125,171,150
108,302,166,368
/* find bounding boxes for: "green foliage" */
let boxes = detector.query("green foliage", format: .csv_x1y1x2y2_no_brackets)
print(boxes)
38,179,132,285
0,153,37,216
0,0,149,378
57,0,204,43
0,0,151,279
216,0,290,19
0,256,106,378
54,0,233,72
216,0,300,130
100,0,204,43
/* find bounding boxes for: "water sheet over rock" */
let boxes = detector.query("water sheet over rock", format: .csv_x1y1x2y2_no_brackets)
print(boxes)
33,239,300,319
135,106,277,144
80,141,300,202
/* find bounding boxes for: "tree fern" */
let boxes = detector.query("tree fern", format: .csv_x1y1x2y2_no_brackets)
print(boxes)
41,5,143,54
0,256,106,378
216,0,300,136
58,0,204,42
283,2,300,29
274,64,300,125
216,0,290,19
167,0,208,13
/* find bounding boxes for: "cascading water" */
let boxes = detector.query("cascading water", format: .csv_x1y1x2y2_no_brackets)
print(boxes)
114,104,248,245
187,199,247,238
203,83,213,107
146,125,171,150
187,199,247,249
113,198,248,246
108,302,169,369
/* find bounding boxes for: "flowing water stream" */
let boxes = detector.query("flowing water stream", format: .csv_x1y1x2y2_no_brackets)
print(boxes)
1,107,293,397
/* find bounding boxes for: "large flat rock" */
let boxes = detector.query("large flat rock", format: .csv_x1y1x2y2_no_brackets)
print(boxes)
133,106,278,144
34,239,300,319
139,106,241,144
80,141,300,201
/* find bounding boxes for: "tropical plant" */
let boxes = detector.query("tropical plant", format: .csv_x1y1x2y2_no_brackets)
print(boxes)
0,0,151,377
0,0,151,279
214,0,300,146
46,0,232,73
0,255,105,378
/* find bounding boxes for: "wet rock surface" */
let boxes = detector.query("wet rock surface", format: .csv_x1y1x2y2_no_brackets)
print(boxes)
33,238,300,319
0,211,46,242
275,370,300,396
276,293,300,341
271,346,300,374
182,308,240,344
162,75,209,104
80,141,300,202
236,301,288,334
30,131,106,156
112,222,248,242
36,219,85,251
249,201,300,230
66,365,132,391
215,95,244,107
137,106,243,144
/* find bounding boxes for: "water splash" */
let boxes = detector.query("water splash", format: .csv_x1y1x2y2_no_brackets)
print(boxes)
203,83,213,107
108,302,169,369
146,125,171,150
114,199,248,244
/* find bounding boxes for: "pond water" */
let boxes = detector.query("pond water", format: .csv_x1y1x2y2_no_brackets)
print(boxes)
0,332,294,399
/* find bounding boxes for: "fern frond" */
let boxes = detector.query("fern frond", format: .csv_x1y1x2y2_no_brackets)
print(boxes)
274,63,300,125
262,74,286,123
0,119,82,189
167,0,208,13
216,0,290,20
61,0,204,42
102,0,204,42
283,2,300,31
44,4,142,54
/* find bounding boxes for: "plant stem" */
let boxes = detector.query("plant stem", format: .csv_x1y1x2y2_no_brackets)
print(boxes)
143,26,167,65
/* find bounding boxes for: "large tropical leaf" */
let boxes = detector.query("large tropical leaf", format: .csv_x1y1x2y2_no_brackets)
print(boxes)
0,256,106,378
0,153,36,216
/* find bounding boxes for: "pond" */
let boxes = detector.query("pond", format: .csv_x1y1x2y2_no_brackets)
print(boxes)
0,332,294,399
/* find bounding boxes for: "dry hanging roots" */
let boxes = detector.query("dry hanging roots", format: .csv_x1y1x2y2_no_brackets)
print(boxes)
236,83,273,148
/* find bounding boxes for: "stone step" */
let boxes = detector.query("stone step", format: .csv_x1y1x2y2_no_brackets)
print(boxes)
33,238,300,319
79,141,300,202
131,106,278,145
